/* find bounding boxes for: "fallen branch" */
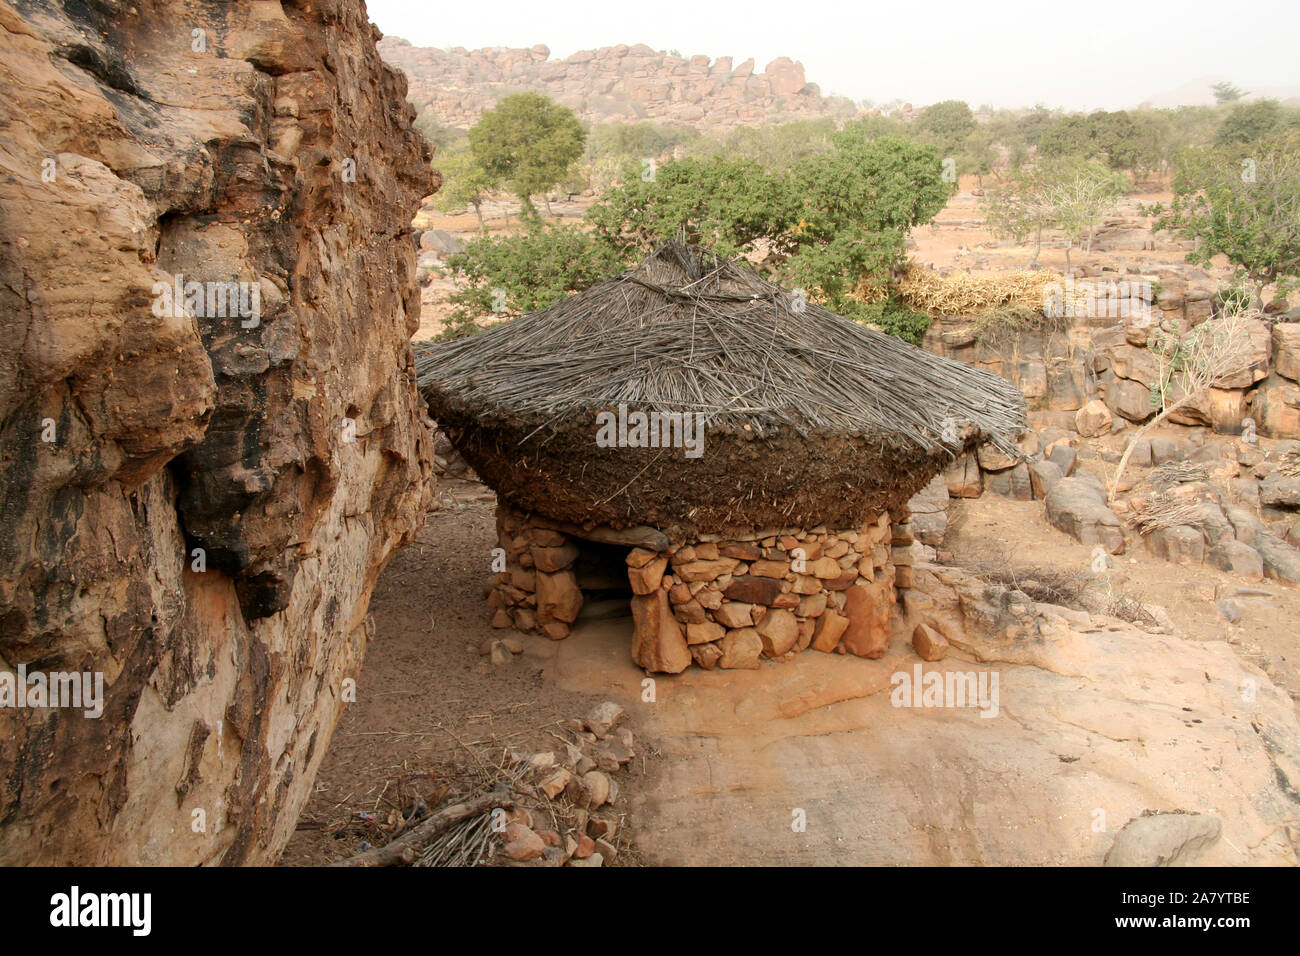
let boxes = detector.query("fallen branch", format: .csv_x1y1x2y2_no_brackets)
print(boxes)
330,786,515,868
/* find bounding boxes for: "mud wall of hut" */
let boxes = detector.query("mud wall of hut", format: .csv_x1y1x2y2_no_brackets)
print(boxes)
490,504,915,672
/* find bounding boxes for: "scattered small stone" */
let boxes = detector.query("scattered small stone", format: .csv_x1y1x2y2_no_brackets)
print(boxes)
585,701,626,738
502,823,546,861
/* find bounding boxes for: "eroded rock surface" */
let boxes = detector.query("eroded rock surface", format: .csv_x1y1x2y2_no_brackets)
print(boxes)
0,0,435,864
546,564,1300,865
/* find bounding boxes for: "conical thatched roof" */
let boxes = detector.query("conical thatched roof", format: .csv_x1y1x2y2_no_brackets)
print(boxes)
417,242,1027,536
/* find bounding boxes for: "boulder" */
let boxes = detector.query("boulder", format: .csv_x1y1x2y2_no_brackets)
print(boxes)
719,627,764,669
536,569,583,623
1274,323,1300,383
1028,460,1064,499
724,575,784,605
1260,473,1300,508
1044,478,1126,553
631,590,692,673
1104,813,1222,867
1147,525,1205,565
985,462,1033,500
1207,541,1264,581
756,608,800,657
1047,444,1077,476
840,578,894,658
912,623,949,661
1075,399,1113,437
907,474,950,545
1254,534,1300,584
944,452,983,498
1103,377,1155,423
1251,381,1300,439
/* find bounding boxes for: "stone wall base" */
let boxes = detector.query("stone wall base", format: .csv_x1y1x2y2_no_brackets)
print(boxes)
490,504,913,672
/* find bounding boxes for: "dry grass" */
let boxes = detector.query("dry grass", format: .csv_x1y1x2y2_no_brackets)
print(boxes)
856,262,1080,314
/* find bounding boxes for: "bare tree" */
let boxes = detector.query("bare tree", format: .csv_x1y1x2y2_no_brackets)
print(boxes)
1107,307,1262,502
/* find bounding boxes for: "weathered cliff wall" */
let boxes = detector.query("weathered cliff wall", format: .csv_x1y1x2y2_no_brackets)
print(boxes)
380,37,848,129
0,0,436,863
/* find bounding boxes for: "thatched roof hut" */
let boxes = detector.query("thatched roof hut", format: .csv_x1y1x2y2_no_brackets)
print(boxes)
416,242,1026,537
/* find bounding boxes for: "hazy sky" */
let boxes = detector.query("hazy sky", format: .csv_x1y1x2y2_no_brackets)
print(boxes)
366,0,1299,111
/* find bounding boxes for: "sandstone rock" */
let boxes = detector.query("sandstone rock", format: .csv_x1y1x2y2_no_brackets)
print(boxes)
594,838,619,863
1047,444,1078,476
751,559,791,578
1028,460,1064,499
1254,533,1300,584
1208,541,1264,581
984,462,1033,500
691,642,723,670
531,567,579,620
907,474,950,545
756,608,800,657
628,556,669,593
631,590,692,673
626,547,659,568
945,452,983,498
585,701,626,737
675,558,739,582
1148,525,1205,565
539,769,572,799
581,771,612,809
1252,381,1300,439
0,0,439,865
719,628,764,669
724,575,784,605
1274,324,1300,383
1044,478,1125,553
503,823,546,861
531,542,579,572
1260,473,1300,508
714,602,755,628
912,623,949,661
811,610,849,652
1104,812,1222,867
1103,377,1155,423
1076,399,1113,437
841,579,893,658
687,620,726,645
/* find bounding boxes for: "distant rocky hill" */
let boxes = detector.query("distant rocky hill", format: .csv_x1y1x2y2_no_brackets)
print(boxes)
378,37,855,130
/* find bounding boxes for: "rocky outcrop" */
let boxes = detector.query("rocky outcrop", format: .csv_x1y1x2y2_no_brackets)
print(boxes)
379,38,846,130
0,0,436,863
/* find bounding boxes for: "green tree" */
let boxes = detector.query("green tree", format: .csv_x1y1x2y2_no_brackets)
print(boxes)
1043,159,1126,272
442,222,630,337
1215,99,1285,145
584,156,800,260
980,166,1056,265
468,93,586,219
787,135,952,312
1211,81,1249,105
433,144,498,232
1153,135,1300,304
915,99,976,152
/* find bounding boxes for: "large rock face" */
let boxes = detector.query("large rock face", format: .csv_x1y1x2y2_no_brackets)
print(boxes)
0,0,436,863
379,37,839,130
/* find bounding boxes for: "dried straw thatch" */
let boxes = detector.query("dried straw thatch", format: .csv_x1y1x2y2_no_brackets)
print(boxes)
416,242,1027,535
